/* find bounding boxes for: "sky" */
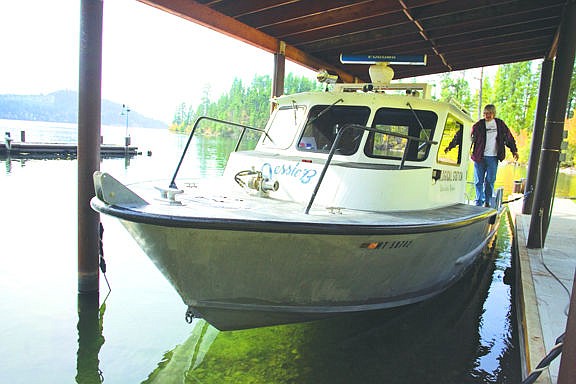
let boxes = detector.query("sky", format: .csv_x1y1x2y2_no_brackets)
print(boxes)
0,0,315,123
0,0,501,124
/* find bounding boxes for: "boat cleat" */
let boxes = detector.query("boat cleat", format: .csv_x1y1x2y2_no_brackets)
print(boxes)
154,186,184,205
327,207,343,215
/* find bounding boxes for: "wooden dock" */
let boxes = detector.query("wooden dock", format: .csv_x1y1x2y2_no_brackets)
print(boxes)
0,142,139,158
509,197,576,383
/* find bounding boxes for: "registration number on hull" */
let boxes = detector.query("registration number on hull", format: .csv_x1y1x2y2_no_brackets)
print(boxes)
360,240,413,250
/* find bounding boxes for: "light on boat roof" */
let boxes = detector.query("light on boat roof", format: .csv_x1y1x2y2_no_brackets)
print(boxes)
316,69,339,84
340,54,427,66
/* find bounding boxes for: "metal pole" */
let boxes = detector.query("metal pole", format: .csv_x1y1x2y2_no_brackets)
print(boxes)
522,58,553,214
557,269,576,383
527,1,576,248
78,0,103,293
122,104,131,147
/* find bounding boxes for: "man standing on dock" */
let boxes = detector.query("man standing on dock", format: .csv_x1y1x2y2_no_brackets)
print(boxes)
445,104,519,207
470,104,519,207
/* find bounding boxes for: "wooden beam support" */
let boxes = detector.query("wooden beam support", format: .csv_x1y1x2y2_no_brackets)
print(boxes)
527,0,576,248
272,41,286,98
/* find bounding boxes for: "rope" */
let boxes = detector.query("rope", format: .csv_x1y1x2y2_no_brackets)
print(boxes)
98,222,111,292
499,185,534,205
234,169,259,189
521,333,565,384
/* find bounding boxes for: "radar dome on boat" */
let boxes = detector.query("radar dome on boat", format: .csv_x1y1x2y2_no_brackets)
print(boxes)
368,63,394,85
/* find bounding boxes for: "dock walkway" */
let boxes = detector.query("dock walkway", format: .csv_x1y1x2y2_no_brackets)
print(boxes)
509,198,576,383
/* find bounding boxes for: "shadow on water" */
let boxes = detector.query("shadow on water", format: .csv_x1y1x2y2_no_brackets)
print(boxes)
123,214,520,384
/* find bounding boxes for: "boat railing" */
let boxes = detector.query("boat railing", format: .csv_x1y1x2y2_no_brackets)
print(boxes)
169,116,269,189
305,123,438,214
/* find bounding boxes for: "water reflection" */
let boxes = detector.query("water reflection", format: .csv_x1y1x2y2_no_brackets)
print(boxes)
76,293,105,384
143,218,520,384
143,322,219,384
0,125,538,383
4,155,11,173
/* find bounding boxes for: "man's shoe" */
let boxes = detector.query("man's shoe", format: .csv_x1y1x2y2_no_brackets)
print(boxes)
484,202,490,207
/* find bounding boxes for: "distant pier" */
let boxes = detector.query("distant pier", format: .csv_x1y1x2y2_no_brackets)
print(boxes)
2,131,138,158
0,142,138,158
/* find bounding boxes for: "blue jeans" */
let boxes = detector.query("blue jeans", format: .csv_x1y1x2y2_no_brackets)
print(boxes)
474,156,498,206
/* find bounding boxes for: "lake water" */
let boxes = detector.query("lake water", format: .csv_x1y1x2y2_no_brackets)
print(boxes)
1,119,574,383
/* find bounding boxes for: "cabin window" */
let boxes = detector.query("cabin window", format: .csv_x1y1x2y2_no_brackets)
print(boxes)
297,105,370,155
261,105,307,149
438,115,464,166
365,107,437,161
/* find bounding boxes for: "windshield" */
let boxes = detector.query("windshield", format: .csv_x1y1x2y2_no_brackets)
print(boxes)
261,105,307,149
297,105,370,155
365,107,438,161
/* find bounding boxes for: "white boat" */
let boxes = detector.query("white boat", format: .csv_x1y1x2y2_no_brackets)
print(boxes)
91,59,502,330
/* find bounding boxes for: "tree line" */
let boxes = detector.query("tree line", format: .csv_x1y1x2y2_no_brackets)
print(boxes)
439,61,576,166
172,61,576,166
169,73,321,138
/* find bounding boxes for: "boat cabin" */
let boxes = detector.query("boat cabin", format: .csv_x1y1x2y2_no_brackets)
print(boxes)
222,83,474,213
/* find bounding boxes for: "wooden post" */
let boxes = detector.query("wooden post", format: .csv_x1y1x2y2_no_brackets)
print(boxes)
527,1,576,248
271,41,286,113
78,0,103,293
522,58,553,215
558,270,576,383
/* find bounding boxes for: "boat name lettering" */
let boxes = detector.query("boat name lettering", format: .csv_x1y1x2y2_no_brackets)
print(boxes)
261,162,317,184
439,170,463,182
360,240,413,250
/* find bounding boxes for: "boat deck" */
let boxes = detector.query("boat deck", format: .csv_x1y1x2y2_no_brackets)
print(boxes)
98,178,497,234
509,197,576,383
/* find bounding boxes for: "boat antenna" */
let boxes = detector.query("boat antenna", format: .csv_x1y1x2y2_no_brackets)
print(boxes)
308,98,344,125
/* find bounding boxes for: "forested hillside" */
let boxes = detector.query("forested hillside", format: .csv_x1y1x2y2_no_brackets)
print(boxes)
169,73,322,137
0,90,166,128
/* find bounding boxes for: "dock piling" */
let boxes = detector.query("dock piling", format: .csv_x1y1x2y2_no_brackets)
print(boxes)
78,0,103,294
4,132,12,152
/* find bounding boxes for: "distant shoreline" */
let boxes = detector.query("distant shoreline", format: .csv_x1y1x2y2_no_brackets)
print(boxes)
0,90,168,128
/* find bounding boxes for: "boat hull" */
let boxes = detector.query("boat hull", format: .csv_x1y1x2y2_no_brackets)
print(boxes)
117,214,498,330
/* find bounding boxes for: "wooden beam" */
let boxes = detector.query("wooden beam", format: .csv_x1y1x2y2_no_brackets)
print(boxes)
137,0,356,82
272,41,286,98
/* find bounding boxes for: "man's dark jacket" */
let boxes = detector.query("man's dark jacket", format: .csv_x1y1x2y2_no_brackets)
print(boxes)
447,118,518,162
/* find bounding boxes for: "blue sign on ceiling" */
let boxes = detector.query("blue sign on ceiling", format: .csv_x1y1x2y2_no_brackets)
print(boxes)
340,54,427,65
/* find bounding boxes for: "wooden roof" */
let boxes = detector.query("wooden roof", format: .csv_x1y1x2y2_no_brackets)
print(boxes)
138,0,570,82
